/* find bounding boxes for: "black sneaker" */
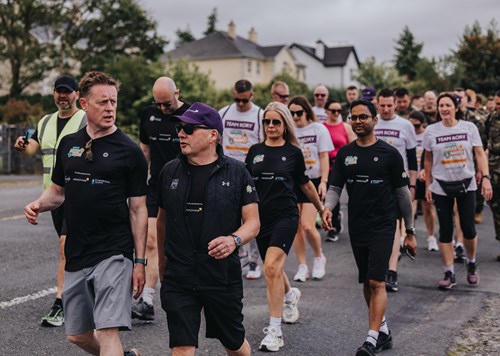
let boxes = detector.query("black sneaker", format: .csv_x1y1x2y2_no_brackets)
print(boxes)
385,270,398,292
454,245,466,263
124,348,142,356
131,298,154,321
325,230,339,242
356,341,377,356
376,330,393,352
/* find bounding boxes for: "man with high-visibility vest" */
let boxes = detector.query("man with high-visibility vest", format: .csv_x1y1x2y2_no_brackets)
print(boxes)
14,75,86,327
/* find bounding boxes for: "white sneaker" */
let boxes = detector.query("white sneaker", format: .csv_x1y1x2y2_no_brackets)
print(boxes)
312,254,327,280
259,326,284,352
283,287,301,323
293,264,309,282
427,236,439,251
245,262,262,279
338,211,344,233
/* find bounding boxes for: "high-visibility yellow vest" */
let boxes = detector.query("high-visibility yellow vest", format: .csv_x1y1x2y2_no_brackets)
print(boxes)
38,110,87,190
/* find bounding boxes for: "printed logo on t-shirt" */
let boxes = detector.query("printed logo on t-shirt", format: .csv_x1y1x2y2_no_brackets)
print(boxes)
344,156,358,166
170,179,179,189
402,171,408,178
246,185,255,194
67,146,84,157
374,129,400,138
225,120,256,130
149,115,161,122
103,152,109,158
436,133,468,144
222,181,231,187
299,135,317,145
253,154,264,164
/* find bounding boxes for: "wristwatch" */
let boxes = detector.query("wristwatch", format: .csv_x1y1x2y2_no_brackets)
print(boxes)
232,234,242,248
134,258,148,266
481,174,491,180
405,227,415,235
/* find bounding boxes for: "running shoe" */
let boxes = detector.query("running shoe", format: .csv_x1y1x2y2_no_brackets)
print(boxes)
239,249,251,269
131,298,155,321
124,349,142,356
438,271,456,290
312,254,327,280
466,262,479,284
259,326,284,352
325,230,339,242
427,236,439,251
385,270,398,292
293,264,309,282
245,262,262,279
355,341,377,356
376,330,393,352
454,244,466,263
282,287,301,323
41,304,64,327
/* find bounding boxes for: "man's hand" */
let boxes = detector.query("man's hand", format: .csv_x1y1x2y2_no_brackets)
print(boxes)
208,235,236,260
132,264,146,299
24,201,40,225
322,208,333,231
14,136,28,152
403,233,417,258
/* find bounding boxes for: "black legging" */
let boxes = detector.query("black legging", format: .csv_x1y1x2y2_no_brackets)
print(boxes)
432,191,477,243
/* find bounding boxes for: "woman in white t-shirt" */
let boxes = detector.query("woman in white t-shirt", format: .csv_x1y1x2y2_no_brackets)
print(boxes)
288,96,333,282
423,92,492,290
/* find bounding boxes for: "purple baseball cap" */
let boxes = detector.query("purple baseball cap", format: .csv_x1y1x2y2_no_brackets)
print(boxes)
175,102,223,133
361,87,376,101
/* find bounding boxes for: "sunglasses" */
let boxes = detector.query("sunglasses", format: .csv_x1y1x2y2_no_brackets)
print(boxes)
290,110,305,117
274,93,290,100
175,123,213,135
328,109,342,114
348,114,372,122
314,93,326,98
84,138,94,162
262,118,283,126
153,100,173,108
233,98,250,104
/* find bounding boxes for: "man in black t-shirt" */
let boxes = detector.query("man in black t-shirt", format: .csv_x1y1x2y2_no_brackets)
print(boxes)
24,71,147,356
134,76,190,321
322,100,416,356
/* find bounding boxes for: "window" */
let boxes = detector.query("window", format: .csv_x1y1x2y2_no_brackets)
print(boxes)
256,62,261,75
247,60,252,73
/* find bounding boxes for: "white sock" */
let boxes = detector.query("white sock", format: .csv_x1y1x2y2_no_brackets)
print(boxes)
380,316,389,334
269,317,282,332
141,287,155,305
444,265,454,274
467,258,476,264
284,289,294,302
366,330,378,347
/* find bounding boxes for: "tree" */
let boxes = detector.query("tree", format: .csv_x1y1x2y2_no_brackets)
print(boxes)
352,57,404,90
0,0,63,97
394,26,423,81
455,20,500,95
175,26,195,48
203,7,217,36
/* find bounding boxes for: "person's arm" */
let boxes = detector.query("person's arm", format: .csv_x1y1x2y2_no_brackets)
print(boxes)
318,151,330,199
473,145,493,201
424,149,434,203
14,137,40,156
208,202,260,259
129,195,148,299
395,186,417,256
157,207,167,282
406,147,418,200
322,185,342,230
344,122,357,142
24,183,65,225
140,142,151,165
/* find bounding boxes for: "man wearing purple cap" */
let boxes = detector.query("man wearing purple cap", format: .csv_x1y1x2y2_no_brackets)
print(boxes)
14,75,87,327
157,102,260,355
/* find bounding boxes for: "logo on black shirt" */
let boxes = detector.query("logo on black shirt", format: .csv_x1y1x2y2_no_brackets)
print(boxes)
170,179,179,189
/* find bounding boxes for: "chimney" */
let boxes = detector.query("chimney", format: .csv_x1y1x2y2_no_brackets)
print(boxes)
315,39,325,60
228,21,236,40
248,27,258,44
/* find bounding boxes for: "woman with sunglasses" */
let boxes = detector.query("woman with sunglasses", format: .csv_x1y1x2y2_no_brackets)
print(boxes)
287,96,333,282
423,92,492,290
323,99,356,242
245,102,323,352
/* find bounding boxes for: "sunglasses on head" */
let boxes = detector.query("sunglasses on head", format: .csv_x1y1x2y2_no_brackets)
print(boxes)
233,98,250,104
348,114,372,122
290,109,304,117
328,108,342,114
262,118,283,126
314,93,326,98
84,138,94,162
175,123,213,135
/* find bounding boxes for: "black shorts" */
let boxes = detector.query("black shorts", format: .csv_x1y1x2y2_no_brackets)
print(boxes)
296,178,320,203
256,216,299,260
415,179,426,200
50,204,67,236
160,283,245,350
350,237,393,283
146,181,159,218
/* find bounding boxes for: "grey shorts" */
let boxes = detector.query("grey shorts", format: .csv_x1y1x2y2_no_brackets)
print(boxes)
62,254,133,335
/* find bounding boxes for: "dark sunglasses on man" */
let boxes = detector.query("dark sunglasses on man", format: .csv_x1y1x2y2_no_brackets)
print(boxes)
273,93,289,100
233,98,250,104
175,123,213,135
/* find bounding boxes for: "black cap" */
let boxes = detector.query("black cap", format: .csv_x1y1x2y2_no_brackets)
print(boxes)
409,110,425,123
54,75,78,92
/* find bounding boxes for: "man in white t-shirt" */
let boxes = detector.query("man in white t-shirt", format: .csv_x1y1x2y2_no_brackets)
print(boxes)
312,85,329,122
220,79,264,279
375,88,418,293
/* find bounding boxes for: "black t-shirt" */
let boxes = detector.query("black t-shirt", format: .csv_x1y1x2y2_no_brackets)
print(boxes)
245,142,309,224
332,140,408,240
186,161,217,242
139,102,190,184
31,115,71,143
52,128,148,271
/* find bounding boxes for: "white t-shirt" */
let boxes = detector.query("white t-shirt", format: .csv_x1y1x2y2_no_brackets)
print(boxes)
423,120,482,196
295,122,334,179
313,106,328,123
415,131,424,173
374,115,417,172
220,103,263,162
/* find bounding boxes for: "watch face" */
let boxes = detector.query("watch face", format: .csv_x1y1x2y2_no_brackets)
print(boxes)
234,235,242,246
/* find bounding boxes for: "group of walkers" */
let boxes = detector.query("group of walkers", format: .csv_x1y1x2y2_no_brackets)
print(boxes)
14,71,499,355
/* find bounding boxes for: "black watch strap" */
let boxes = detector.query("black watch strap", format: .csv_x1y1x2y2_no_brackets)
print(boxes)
134,258,148,266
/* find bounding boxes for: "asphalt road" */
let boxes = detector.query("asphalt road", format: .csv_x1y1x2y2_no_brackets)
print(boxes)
0,176,498,355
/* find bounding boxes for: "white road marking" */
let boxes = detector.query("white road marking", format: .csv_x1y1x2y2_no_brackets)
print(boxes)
0,214,24,222
0,287,57,309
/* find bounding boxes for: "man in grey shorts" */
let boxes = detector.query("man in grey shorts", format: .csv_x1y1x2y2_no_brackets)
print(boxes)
24,71,148,356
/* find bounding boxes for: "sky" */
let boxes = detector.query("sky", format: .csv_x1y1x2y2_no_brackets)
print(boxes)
139,0,499,63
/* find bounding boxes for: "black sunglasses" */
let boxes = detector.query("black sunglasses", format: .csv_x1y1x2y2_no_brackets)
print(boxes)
153,100,173,108
233,98,250,104
262,118,283,126
314,93,326,98
274,93,289,99
84,138,94,162
349,114,372,122
328,109,342,114
290,110,305,117
175,123,213,135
